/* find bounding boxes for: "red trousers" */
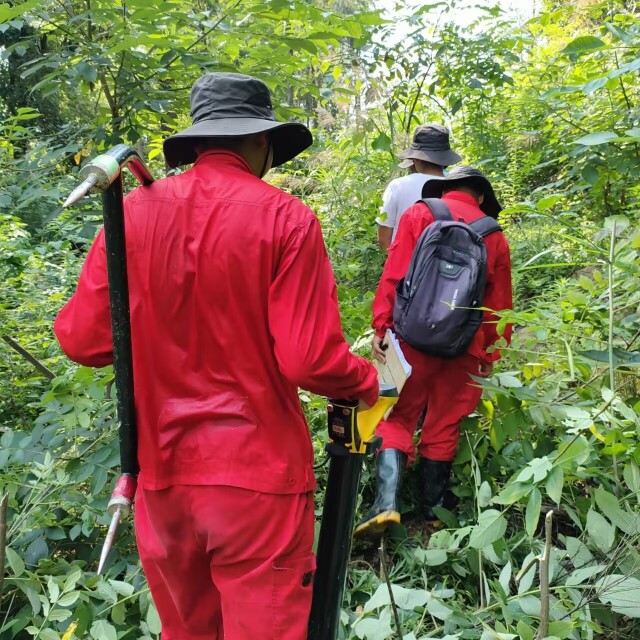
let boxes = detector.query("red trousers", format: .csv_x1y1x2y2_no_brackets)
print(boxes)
377,345,483,464
135,485,315,640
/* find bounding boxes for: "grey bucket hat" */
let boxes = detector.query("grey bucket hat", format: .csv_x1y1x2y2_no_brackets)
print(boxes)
163,73,313,169
398,125,462,167
422,165,503,219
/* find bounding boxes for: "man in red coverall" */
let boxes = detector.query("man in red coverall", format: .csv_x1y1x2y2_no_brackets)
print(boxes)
54,73,379,639
355,166,512,537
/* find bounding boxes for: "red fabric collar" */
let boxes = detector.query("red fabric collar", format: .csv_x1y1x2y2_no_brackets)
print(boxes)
441,191,480,207
194,149,254,174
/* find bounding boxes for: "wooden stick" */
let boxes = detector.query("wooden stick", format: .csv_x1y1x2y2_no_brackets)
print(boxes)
536,510,554,640
0,494,8,601
1,335,55,381
379,538,403,639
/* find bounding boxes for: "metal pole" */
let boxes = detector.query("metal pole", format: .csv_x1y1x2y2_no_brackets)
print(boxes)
308,447,365,640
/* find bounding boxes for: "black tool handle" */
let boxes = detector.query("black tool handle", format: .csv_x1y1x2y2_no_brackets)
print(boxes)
102,174,138,476
308,448,364,640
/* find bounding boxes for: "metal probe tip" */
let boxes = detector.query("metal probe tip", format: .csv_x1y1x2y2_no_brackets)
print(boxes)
63,174,98,208
97,506,122,575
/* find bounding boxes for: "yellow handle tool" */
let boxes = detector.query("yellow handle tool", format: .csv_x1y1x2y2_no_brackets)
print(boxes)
327,383,398,455
309,382,400,640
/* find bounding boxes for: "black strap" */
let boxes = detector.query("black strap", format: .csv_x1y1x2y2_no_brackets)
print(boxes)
469,216,502,237
421,197,502,238
421,198,453,222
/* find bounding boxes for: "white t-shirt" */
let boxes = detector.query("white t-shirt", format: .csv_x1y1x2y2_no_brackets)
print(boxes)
377,173,444,240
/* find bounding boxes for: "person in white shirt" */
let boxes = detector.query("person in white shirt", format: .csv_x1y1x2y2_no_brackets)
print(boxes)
377,125,462,251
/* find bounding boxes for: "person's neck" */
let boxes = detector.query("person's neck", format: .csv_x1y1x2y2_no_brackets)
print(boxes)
418,167,444,177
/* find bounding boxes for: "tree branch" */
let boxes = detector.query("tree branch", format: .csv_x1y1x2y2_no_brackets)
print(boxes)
1,336,55,381
535,510,554,640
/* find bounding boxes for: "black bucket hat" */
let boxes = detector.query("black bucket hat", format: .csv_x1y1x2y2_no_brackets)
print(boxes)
163,73,313,169
398,125,462,167
422,165,502,219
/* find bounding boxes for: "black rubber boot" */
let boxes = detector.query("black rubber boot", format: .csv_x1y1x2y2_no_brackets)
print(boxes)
354,449,407,538
419,458,454,522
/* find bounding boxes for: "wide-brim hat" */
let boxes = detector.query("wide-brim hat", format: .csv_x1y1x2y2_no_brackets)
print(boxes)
164,72,313,169
422,165,502,219
398,124,462,167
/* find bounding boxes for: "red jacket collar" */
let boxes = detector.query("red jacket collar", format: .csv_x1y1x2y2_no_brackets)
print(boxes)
441,191,481,208
194,149,254,174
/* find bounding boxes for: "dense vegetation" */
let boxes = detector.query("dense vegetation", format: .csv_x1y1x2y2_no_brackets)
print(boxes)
1,0,639,638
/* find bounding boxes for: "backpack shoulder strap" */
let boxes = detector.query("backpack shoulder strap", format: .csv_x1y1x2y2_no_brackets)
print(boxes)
469,216,502,238
421,198,453,222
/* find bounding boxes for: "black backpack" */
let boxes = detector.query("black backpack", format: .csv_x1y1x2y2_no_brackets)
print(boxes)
393,198,502,358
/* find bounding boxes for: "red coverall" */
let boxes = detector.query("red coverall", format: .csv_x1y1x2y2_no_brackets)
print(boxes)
55,150,379,640
372,191,513,464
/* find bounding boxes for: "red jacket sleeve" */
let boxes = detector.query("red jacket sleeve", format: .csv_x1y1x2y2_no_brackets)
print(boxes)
54,229,114,367
481,234,513,362
268,216,379,407
372,204,430,337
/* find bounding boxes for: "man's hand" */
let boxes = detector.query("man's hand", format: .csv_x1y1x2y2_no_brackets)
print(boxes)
371,335,387,364
478,361,493,378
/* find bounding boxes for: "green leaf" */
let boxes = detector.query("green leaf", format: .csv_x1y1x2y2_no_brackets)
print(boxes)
499,561,512,596
5,548,25,577
469,509,507,549
480,631,516,640
586,508,615,553
415,548,447,566
478,481,492,508
0,0,43,22
548,620,575,639
545,466,564,504
605,21,634,45
109,579,134,597
90,620,118,640
111,601,126,625
25,537,48,567
578,348,640,367
581,165,600,185
364,584,428,612
63,567,82,592
582,76,608,94
565,564,607,586
525,487,542,537
560,36,606,55
353,611,393,640
371,133,391,152
494,481,530,505
517,620,534,640
516,457,552,484
49,608,72,622
536,194,563,211
594,488,638,534
595,574,640,618
426,597,453,621
623,462,640,495
146,601,162,635
47,576,60,603
57,591,79,607
574,132,618,146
